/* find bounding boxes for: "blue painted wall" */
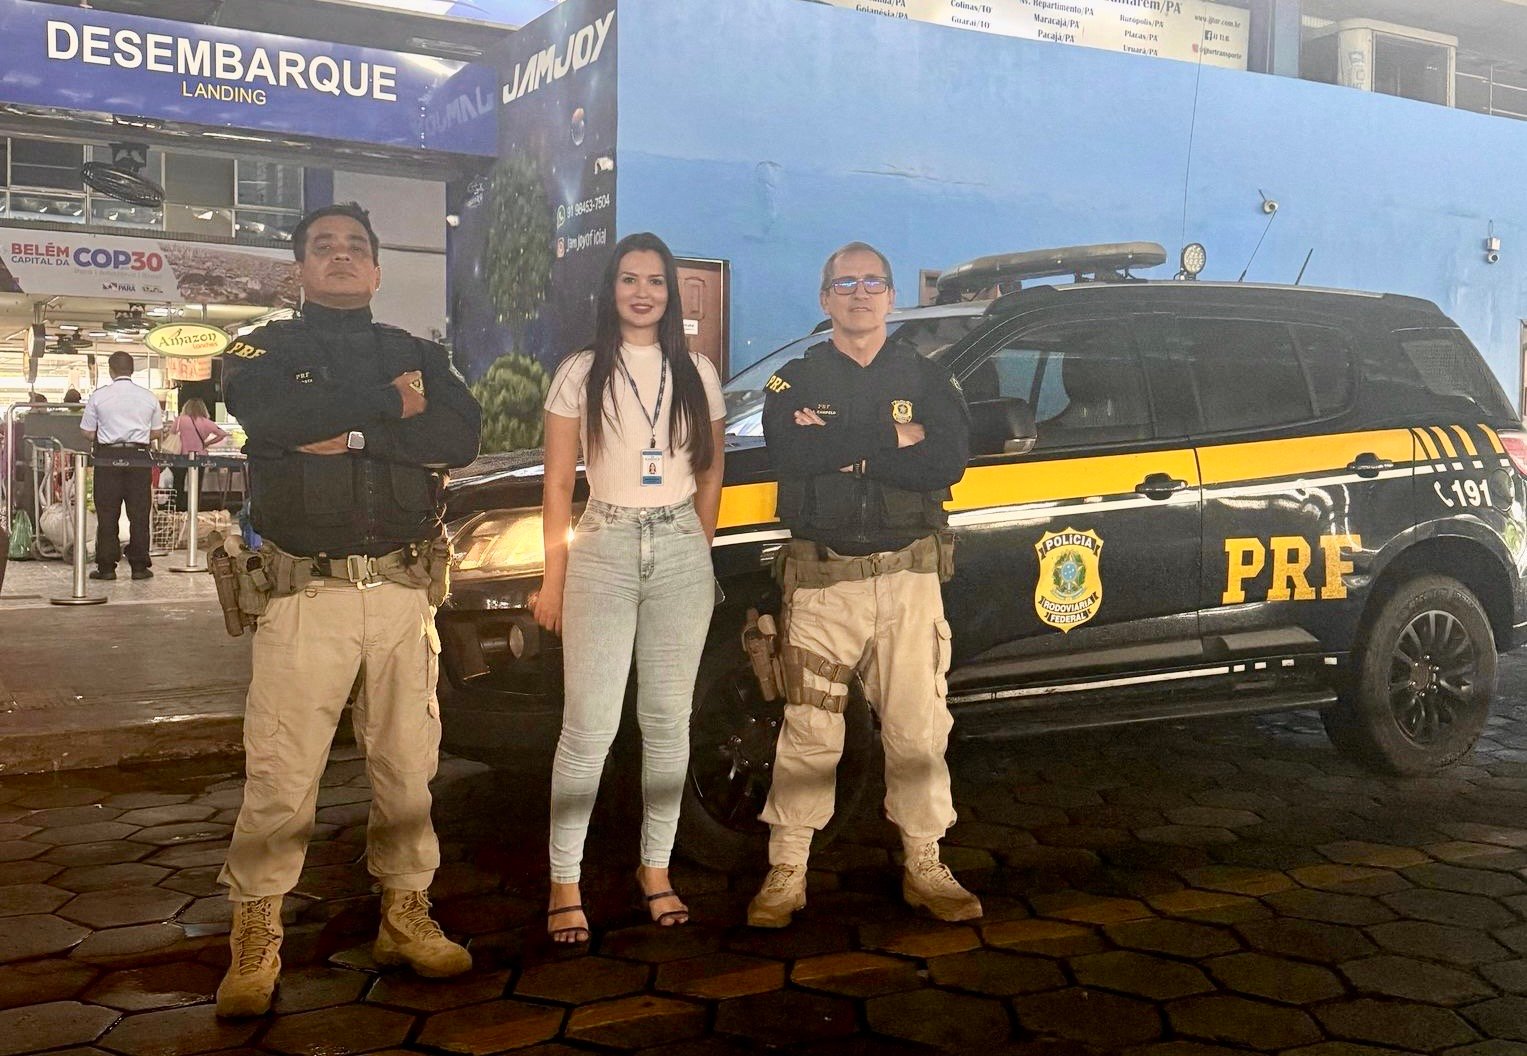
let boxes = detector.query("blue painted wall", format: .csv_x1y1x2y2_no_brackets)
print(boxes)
616,0,1527,400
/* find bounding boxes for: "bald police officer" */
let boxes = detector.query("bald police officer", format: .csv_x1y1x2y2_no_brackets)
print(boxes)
214,203,481,1016
748,242,979,927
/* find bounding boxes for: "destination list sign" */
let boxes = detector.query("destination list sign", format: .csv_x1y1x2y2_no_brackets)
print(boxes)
826,0,1250,70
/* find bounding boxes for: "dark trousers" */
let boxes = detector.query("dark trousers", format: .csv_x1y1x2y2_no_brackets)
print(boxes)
94,464,153,571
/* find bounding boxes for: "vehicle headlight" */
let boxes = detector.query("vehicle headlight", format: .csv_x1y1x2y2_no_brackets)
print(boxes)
451,510,545,576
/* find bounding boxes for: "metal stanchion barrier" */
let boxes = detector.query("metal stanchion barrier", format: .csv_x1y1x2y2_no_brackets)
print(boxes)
170,461,205,573
50,451,107,606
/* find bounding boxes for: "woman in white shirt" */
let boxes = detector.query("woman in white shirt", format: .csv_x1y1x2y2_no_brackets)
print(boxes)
534,232,726,944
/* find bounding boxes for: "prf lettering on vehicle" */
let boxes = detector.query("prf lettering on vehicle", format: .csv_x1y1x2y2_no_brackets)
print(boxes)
1222,534,1362,604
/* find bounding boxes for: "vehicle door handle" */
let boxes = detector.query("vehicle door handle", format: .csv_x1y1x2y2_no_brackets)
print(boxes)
1135,473,1188,500
1347,452,1394,478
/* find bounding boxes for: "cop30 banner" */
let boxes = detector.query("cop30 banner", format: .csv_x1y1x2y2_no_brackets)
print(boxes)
824,0,1249,69
0,228,298,308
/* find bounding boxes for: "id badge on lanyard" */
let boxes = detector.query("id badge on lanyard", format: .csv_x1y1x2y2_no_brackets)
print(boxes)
619,353,668,487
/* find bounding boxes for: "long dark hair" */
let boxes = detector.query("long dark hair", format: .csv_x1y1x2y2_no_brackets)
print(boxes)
575,232,714,472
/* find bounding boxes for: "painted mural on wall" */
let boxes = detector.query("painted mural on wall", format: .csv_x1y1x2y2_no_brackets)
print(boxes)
448,0,616,450
820,0,1248,69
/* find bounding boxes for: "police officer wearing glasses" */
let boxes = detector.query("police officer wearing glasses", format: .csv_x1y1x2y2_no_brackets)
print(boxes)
748,241,978,928
213,203,481,1016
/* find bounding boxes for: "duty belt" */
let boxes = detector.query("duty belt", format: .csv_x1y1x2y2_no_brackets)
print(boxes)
779,533,945,590
311,543,423,584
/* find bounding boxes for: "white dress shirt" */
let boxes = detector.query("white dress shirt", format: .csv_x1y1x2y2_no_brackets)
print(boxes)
81,377,162,445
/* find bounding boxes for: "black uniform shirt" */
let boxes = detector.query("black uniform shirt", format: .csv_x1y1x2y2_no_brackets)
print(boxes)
763,338,969,555
224,303,481,557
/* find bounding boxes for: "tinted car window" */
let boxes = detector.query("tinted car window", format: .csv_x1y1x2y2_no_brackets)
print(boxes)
1178,318,1314,433
968,319,1151,451
1291,324,1356,416
1395,328,1517,419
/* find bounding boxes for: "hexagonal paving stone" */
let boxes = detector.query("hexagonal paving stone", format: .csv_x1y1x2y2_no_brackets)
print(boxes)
514,956,648,1005
50,863,171,893
655,952,784,1000
1262,888,1399,926
1368,921,1512,966
1166,994,1321,1050
927,949,1066,997
129,822,234,847
0,913,89,961
983,918,1106,957
1315,998,1479,1051
1236,918,1377,963
1461,997,1527,1042
866,988,1010,1050
1014,987,1162,1049
366,969,511,1012
1426,843,1527,871
1317,841,1431,869
0,841,48,863
417,999,564,1054
0,823,40,841
269,966,371,1013
599,923,725,963
1178,865,1295,897
1105,918,1241,958
790,951,921,998
0,1000,120,1056
144,843,231,869
1482,960,1527,995
0,883,71,916
262,1004,415,1055
71,923,201,965
1146,889,1271,925
59,887,192,929
115,806,216,828
1031,892,1154,925
1403,863,1527,898
1286,863,1410,895
0,958,97,1010
156,867,225,898
727,920,856,962
859,918,981,958
102,793,193,811
84,962,221,1012
1340,955,1497,1006
1204,952,1343,1005
0,860,60,885
31,822,139,846
41,840,152,867
13,788,107,810
565,995,706,1049
1380,888,1521,930
96,1004,259,1056
26,806,122,828
714,991,855,1048
1165,807,1264,829
1070,950,1213,1001
1135,825,1236,846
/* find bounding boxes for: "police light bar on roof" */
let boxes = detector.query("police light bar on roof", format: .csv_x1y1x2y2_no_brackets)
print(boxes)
935,242,1169,298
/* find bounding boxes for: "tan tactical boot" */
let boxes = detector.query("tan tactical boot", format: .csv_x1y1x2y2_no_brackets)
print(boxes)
902,841,983,922
216,895,283,1017
374,889,472,977
747,864,808,928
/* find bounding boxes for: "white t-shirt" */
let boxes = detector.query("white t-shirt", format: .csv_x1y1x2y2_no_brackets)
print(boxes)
545,343,726,508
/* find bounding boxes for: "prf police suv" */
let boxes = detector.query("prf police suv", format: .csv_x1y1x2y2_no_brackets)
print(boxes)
440,242,1527,870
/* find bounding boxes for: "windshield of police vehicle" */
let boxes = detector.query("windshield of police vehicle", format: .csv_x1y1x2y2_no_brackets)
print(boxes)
723,312,985,434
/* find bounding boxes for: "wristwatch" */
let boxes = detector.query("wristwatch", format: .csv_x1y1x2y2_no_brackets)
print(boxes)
346,430,366,451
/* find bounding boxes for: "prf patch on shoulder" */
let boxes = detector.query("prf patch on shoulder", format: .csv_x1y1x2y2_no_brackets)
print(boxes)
1034,528,1104,633
765,374,790,393
226,339,265,360
891,399,914,424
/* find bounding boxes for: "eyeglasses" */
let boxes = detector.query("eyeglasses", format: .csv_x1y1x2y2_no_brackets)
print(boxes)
826,276,890,296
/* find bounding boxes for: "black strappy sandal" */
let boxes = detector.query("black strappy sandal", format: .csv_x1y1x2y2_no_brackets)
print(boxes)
547,904,590,945
637,872,690,927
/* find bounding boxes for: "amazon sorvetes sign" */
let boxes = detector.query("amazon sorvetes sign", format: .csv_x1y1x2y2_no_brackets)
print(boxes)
0,0,464,147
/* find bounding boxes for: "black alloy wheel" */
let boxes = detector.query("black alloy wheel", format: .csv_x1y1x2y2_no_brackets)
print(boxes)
1323,574,1495,775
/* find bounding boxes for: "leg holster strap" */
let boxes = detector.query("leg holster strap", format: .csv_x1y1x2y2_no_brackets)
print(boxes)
781,643,854,714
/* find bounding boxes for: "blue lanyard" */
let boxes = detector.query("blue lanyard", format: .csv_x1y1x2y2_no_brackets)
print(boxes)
617,351,667,449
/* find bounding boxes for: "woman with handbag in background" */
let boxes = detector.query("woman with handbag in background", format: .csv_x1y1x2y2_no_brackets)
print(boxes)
166,397,228,511
534,232,726,945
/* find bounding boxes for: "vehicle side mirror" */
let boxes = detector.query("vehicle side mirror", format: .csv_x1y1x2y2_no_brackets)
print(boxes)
968,397,1037,457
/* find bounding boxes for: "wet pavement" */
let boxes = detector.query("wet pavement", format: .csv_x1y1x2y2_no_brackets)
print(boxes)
6,657,1527,1053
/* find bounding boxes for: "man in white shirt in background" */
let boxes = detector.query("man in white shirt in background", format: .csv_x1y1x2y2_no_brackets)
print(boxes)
80,350,162,580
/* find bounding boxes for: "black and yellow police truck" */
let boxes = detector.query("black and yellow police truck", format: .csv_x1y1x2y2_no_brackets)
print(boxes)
438,243,1527,869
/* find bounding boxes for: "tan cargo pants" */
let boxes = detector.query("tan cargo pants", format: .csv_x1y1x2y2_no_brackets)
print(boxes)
219,579,443,900
759,565,956,865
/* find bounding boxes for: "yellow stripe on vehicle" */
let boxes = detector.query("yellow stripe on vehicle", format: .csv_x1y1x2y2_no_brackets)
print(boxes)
1196,429,1413,486
718,483,779,529
1481,424,1505,454
1429,426,1459,460
950,450,1200,509
1412,428,1441,462
1450,425,1479,457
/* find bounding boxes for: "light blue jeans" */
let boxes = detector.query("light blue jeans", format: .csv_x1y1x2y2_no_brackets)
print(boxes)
549,497,715,883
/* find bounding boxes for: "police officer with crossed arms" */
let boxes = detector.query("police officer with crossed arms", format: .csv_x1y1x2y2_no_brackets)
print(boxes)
749,241,978,927
214,203,481,1016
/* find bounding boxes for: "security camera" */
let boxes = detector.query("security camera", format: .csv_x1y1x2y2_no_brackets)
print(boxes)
1487,250,1501,265
1261,199,1279,215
